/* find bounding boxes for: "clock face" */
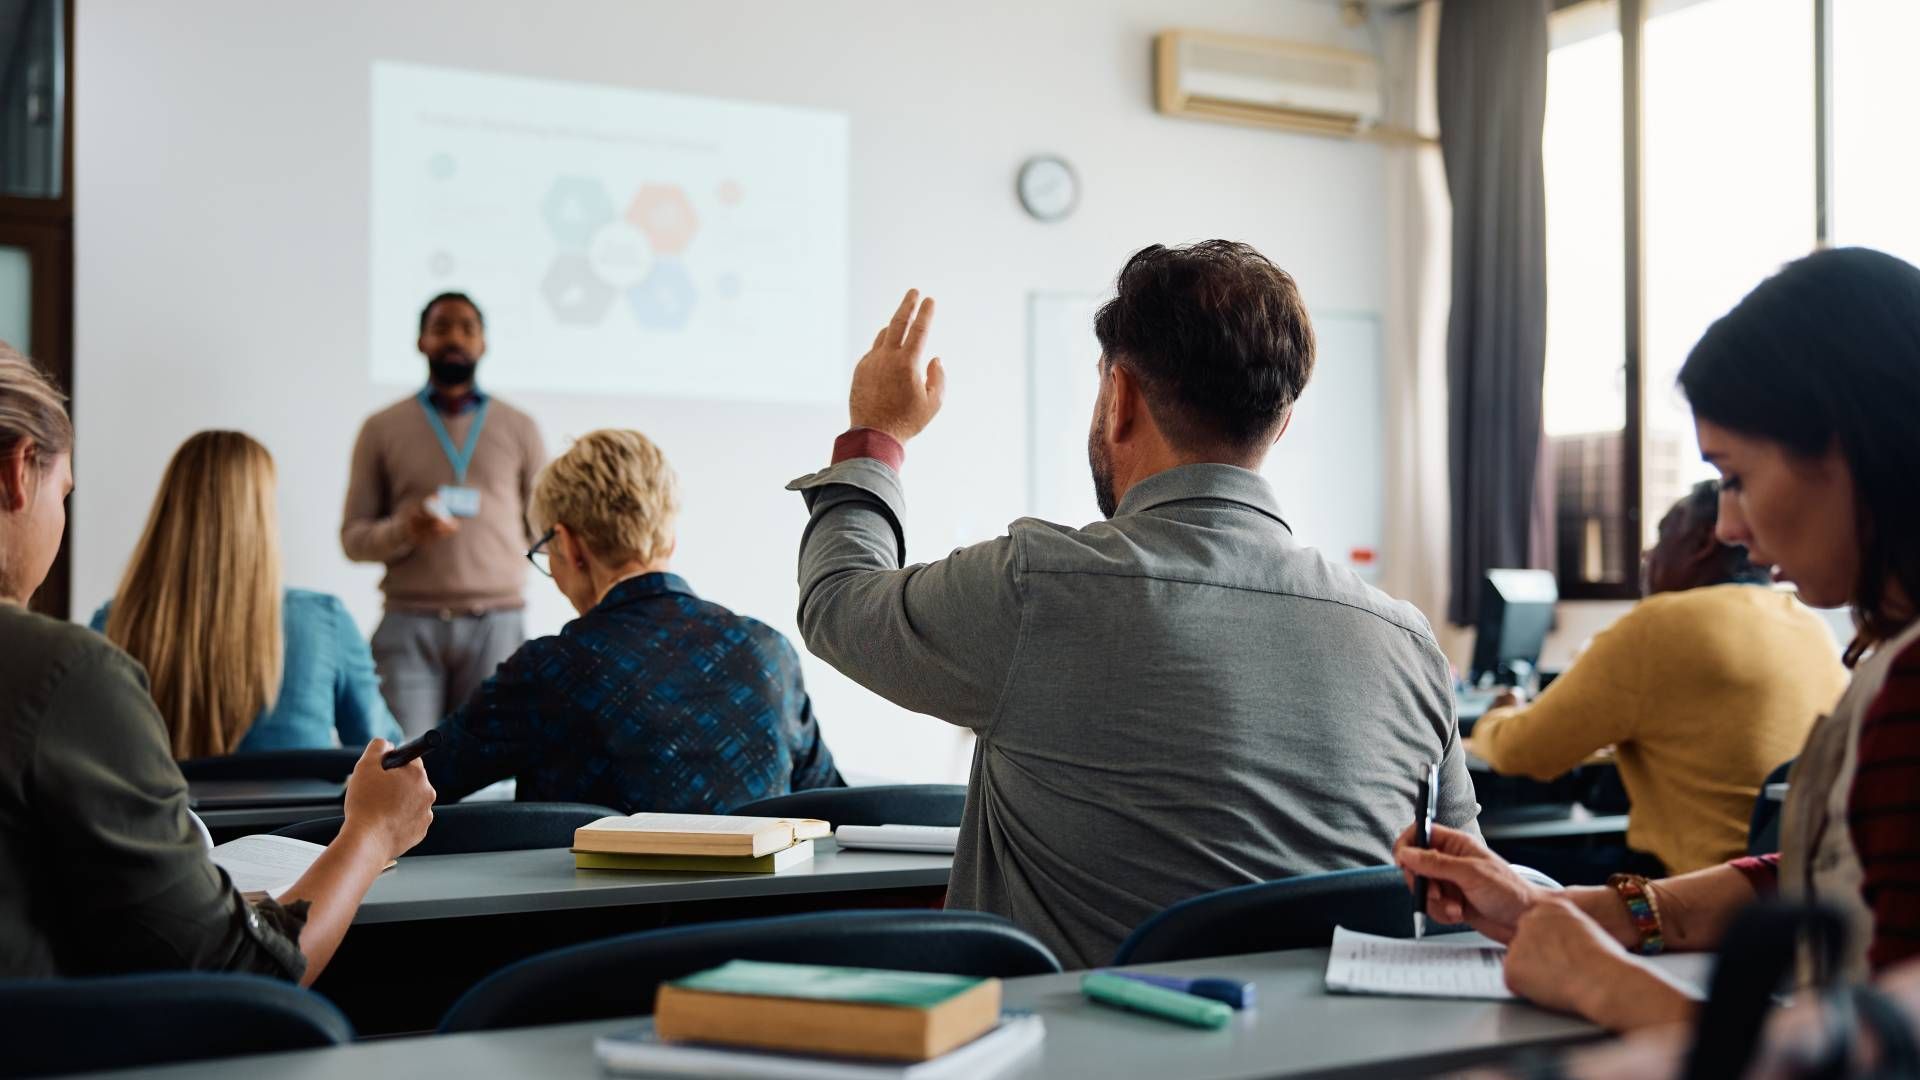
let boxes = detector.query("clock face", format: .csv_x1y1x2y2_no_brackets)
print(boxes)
1017,156,1079,222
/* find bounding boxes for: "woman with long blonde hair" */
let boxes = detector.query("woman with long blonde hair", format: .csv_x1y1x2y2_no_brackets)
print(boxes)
96,431,400,758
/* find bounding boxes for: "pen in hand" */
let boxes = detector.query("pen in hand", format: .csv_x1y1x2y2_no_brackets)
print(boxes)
381,729,442,770
1413,761,1438,939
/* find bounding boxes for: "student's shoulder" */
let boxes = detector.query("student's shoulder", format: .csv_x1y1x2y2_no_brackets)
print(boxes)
0,604,146,700
281,588,359,631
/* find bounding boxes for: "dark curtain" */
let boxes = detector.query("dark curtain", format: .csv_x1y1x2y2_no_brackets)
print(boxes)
1438,0,1551,627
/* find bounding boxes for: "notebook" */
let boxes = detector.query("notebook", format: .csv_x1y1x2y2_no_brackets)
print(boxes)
574,840,816,874
834,825,960,854
654,961,1002,1062
574,813,833,858
1324,926,1515,1000
211,834,330,898
1324,926,1715,1003
596,1013,1044,1079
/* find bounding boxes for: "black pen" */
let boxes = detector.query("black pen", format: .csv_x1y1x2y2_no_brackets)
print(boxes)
381,729,442,770
1413,760,1438,939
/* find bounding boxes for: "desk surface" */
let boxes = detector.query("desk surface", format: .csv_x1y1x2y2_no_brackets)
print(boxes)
352,842,954,925
187,779,345,810
1482,811,1631,842
96,939,1705,1080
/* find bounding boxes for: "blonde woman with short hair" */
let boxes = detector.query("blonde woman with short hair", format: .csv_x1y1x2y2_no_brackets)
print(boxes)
0,345,432,984
426,429,842,813
95,431,401,758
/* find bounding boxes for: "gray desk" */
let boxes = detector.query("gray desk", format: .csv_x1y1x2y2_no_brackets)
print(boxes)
352,842,954,925
1483,812,1630,842
92,939,1710,1080
188,779,345,810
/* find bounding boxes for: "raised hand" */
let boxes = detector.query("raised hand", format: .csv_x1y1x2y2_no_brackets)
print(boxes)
848,289,946,444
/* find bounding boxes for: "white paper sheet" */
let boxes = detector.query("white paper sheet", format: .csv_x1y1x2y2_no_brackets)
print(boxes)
1324,926,1516,1000
210,834,327,897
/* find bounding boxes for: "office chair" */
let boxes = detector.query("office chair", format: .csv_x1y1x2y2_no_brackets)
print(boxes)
1748,758,1796,857
729,784,967,828
438,909,1060,1032
0,972,352,1077
271,801,619,855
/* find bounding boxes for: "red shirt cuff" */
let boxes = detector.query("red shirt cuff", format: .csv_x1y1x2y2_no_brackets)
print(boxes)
1729,853,1781,895
831,428,906,471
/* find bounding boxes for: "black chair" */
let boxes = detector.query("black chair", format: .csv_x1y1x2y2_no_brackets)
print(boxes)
1113,866,1434,966
728,784,967,827
177,748,363,783
438,909,1061,1033
0,972,352,1077
1748,758,1796,857
272,801,620,855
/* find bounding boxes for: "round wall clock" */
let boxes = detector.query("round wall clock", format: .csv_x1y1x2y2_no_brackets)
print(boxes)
1017,156,1080,223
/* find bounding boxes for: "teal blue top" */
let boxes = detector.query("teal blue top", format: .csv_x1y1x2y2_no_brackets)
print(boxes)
90,588,402,753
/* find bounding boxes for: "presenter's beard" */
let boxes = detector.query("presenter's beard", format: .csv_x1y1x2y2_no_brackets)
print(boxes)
428,354,478,389
1088,412,1117,520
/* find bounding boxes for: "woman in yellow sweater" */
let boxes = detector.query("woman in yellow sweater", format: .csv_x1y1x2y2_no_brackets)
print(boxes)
1471,480,1849,881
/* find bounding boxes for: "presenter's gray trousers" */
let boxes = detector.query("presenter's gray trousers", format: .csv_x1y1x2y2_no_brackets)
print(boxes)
370,608,525,737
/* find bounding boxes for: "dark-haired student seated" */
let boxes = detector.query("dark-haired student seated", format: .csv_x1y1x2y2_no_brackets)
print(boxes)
787,241,1480,969
426,429,843,814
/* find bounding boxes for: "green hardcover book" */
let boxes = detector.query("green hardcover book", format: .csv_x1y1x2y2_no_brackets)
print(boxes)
573,840,814,874
654,960,1003,1061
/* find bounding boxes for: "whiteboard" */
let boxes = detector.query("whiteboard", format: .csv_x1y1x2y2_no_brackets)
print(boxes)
1026,292,1384,571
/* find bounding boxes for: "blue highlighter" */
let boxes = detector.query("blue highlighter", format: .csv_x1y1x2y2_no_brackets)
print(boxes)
1109,971,1256,1010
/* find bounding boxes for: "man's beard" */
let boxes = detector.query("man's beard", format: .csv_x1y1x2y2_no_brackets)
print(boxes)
1088,409,1118,520
428,350,478,389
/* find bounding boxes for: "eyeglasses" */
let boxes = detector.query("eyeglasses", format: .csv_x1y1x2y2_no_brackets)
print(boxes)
527,527,556,578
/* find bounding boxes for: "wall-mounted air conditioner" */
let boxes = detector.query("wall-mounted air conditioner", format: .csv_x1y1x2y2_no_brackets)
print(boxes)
1155,29,1384,139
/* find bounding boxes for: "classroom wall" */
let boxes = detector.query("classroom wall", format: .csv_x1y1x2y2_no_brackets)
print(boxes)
72,0,1388,781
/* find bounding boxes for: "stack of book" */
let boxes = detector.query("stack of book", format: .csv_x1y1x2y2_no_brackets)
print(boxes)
572,812,833,874
595,960,1044,1078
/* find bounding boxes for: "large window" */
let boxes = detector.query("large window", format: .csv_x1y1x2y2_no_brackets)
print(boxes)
1541,0,1853,598
1832,0,1920,263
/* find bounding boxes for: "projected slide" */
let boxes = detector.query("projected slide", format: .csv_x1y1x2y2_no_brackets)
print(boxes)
370,62,848,402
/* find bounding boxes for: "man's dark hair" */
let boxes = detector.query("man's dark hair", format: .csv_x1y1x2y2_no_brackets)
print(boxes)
1092,240,1315,453
1675,480,1769,586
419,292,484,334
1680,247,1920,658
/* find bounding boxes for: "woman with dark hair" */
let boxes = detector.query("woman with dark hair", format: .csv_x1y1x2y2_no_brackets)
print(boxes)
1392,247,1920,1031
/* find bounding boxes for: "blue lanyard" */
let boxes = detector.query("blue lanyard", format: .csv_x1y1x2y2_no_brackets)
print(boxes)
417,388,490,485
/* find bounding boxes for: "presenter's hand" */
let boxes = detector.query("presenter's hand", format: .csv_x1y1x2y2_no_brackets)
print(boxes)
340,739,434,862
849,289,945,444
1394,822,1544,943
402,496,460,546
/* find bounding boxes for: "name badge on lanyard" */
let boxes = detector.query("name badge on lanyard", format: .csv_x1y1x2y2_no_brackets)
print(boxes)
419,389,488,519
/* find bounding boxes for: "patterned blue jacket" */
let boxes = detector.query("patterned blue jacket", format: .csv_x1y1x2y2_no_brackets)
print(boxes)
426,573,842,812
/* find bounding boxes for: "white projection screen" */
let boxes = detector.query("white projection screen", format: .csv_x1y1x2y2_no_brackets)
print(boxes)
370,62,848,402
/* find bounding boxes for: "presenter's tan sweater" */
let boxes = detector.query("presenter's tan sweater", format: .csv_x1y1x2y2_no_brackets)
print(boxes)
341,392,546,613
1472,584,1850,874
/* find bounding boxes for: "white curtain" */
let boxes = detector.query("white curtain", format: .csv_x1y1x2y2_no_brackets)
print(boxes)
1378,0,1455,638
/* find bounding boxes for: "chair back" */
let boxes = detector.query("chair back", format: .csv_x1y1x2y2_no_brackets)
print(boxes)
177,748,363,783
1114,866,1421,966
0,972,352,1077
438,909,1061,1033
728,784,966,827
1748,758,1796,857
272,801,620,855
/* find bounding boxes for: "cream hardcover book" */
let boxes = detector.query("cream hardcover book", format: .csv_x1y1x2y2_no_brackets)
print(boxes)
573,813,833,858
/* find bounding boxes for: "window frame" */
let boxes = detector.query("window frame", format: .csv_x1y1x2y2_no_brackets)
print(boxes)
1548,0,1829,600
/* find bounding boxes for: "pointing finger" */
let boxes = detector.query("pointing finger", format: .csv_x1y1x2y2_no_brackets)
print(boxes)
886,289,919,348
903,296,935,358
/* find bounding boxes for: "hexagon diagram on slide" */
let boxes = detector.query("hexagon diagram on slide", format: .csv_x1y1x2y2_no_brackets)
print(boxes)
627,260,697,331
542,254,616,325
626,184,699,255
542,177,616,253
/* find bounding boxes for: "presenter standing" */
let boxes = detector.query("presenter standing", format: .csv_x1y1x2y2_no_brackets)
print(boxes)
342,292,548,736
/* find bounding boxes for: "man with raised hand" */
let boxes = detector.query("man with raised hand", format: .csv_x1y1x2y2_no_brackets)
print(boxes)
788,242,1480,969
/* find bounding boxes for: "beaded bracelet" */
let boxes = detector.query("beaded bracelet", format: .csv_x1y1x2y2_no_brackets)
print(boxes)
1607,873,1666,956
